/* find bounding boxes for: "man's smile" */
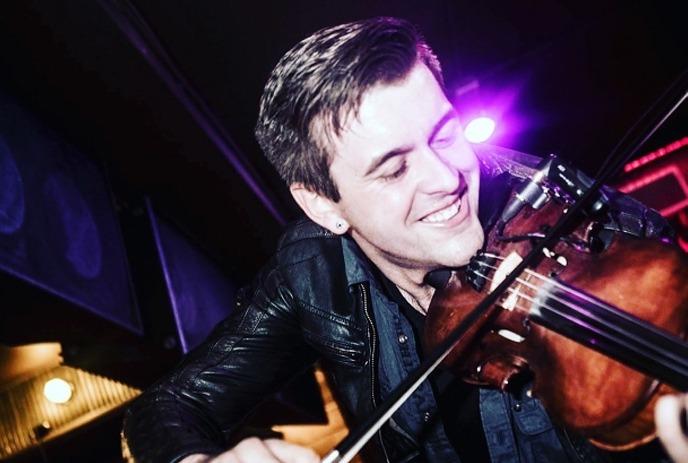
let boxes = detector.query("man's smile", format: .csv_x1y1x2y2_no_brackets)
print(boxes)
420,197,461,223
419,184,470,225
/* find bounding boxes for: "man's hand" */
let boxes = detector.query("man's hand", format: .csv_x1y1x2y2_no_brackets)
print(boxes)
179,437,320,463
656,394,688,463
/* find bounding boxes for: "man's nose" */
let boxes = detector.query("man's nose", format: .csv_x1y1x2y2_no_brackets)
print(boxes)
417,148,460,193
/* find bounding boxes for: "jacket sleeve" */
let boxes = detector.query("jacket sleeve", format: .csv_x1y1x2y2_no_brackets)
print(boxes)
121,261,318,463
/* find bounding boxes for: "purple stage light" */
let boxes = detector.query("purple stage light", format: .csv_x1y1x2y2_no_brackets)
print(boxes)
452,75,529,148
464,116,496,143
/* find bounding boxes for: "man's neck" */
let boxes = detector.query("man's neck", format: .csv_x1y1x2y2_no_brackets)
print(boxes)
396,283,433,315
368,254,435,315
348,232,439,314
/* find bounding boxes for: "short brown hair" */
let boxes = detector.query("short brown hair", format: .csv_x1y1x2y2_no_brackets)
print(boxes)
255,17,443,201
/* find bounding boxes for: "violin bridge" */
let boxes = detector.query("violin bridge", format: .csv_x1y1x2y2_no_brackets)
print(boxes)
490,251,524,312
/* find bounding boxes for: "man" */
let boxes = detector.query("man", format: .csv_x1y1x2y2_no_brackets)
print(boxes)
657,394,688,463
123,17,671,463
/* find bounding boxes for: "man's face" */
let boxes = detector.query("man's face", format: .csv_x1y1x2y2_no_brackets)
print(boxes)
327,62,484,273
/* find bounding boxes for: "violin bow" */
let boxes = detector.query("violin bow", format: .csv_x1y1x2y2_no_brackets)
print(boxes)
322,68,688,463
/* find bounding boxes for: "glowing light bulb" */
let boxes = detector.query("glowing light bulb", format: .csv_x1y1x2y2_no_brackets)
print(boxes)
464,116,496,143
43,378,73,404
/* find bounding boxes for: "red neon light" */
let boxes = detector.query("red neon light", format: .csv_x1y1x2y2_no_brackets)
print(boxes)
617,164,688,216
679,236,688,253
623,136,688,172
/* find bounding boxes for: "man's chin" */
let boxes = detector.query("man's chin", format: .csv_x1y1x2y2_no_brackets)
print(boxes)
444,233,484,267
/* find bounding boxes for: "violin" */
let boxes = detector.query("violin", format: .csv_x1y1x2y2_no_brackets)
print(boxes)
321,73,688,463
424,155,688,450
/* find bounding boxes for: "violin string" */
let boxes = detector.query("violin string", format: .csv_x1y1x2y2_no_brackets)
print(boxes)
469,270,539,310
479,253,687,355
476,261,688,357
474,262,688,359
479,255,648,328
480,252,505,261
469,267,688,373
470,269,688,388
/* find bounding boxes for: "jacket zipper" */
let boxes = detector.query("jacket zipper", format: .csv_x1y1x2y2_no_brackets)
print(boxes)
359,283,391,463
561,426,595,463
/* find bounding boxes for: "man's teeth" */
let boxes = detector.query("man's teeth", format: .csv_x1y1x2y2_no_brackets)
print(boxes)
422,200,461,223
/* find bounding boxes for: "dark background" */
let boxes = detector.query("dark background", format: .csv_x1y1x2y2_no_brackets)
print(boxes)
1,0,686,275
0,1,686,461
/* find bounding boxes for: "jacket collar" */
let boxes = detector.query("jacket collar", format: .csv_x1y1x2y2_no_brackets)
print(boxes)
342,234,377,287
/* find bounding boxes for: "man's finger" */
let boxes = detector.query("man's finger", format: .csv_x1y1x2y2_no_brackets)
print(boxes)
264,438,320,463
230,437,282,462
656,395,688,463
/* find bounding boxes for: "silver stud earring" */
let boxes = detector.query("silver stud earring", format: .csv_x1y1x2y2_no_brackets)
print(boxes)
336,222,344,229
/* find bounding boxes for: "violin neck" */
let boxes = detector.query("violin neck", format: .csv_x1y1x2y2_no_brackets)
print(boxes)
529,280,688,391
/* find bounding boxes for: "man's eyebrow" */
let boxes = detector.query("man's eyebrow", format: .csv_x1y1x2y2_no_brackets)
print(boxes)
363,108,458,177
364,146,413,177
429,108,460,141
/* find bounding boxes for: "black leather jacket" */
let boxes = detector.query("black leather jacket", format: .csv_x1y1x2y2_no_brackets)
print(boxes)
122,147,672,463
123,218,394,462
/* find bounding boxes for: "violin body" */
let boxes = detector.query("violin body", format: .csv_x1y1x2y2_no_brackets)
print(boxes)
425,197,688,450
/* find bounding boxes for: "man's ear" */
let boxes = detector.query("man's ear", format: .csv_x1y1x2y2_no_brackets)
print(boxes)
290,184,349,234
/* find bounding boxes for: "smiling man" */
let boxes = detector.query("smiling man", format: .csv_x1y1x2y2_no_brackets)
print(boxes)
291,60,484,315
122,17,671,463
